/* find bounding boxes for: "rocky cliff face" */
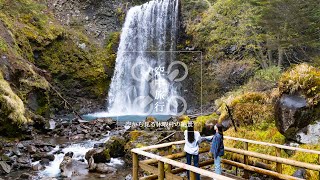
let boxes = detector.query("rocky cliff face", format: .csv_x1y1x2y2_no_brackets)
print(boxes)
47,0,123,44
0,0,158,136
46,0,150,44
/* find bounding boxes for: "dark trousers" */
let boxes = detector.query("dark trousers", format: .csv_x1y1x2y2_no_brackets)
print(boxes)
186,153,200,180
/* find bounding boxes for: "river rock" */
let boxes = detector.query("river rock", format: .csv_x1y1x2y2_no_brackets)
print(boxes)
275,94,320,143
40,158,51,166
65,152,74,158
16,143,24,149
0,161,11,174
12,147,21,156
88,156,116,174
85,148,110,163
94,143,104,148
59,155,73,177
19,172,34,179
125,174,132,180
17,156,31,164
292,168,307,179
95,163,117,174
26,145,37,154
32,163,44,171
13,155,32,169
105,135,126,158
31,153,55,161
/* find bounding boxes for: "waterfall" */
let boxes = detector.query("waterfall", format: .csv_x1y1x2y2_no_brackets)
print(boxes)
107,0,179,115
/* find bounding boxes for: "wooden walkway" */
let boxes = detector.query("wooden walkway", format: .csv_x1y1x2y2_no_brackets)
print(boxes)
131,136,320,180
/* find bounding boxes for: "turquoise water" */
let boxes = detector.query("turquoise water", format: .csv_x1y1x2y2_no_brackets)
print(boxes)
83,114,172,122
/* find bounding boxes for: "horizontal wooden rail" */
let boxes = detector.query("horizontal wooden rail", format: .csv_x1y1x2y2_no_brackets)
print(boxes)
139,140,185,151
132,148,235,180
222,159,304,180
141,147,210,164
133,135,320,180
225,147,320,171
139,135,320,155
224,136,320,155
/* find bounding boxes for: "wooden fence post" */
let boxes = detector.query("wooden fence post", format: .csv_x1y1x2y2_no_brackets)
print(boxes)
133,152,139,180
167,145,172,172
190,171,196,180
276,147,282,175
243,142,249,178
158,161,165,180
318,154,320,180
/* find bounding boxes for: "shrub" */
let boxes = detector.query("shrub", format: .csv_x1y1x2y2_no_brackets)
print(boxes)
216,91,274,126
243,66,282,92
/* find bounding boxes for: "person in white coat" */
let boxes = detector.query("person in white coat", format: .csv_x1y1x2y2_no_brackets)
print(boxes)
184,121,202,180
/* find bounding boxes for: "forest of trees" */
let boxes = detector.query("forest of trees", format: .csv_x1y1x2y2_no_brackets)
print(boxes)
184,0,320,68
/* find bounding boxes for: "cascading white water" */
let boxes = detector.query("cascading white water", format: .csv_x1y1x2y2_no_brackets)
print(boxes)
38,132,126,178
107,0,179,115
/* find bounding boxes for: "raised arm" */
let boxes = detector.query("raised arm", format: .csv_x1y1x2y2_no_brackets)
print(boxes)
200,136,213,143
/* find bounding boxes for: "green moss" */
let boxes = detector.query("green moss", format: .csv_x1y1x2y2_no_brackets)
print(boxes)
216,91,274,127
135,143,146,148
0,72,30,136
181,113,219,132
230,92,267,107
103,149,111,161
0,0,63,62
0,37,8,53
105,31,120,64
194,113,219,131
279,64,320,106
37,30,114,98
129,130,145,142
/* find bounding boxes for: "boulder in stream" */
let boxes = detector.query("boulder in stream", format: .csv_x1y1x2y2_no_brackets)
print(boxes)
85,148,111,163
88,156,116,174
59,154,73,177
105,135,126,158
31,153,55,161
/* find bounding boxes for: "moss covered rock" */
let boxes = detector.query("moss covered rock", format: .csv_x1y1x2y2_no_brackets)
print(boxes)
276,64,320,143
85,148,111,163
0,0,120,118
279,64,320,106
105,135,126,158
0,73,31,136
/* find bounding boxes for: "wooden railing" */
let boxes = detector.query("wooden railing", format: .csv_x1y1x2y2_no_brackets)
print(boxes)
131,136,320,180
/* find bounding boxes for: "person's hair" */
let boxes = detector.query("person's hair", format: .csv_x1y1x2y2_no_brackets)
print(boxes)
216,123,223,138
187,121,195,143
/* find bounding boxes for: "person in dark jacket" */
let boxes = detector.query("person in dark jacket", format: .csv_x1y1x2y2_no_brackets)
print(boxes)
205,123,224,175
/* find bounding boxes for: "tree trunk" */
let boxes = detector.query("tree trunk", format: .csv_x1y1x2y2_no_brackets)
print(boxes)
259,50,268,69
278,47,284,67
267,49,273,66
